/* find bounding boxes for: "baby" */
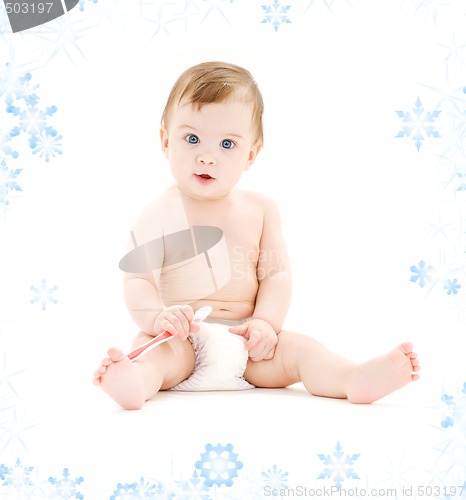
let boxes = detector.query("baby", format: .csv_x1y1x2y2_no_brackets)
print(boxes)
93,61,420,410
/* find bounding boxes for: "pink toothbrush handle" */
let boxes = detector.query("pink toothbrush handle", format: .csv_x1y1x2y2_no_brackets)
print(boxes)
127,330,173,360
127,306,212,361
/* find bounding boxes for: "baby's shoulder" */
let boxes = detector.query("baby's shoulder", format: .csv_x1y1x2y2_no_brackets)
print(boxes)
236,188,277,210
137,186,183,216
235,188,280,218
131,186,186,234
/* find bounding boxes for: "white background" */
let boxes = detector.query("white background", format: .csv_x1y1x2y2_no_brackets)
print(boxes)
1,1,465,498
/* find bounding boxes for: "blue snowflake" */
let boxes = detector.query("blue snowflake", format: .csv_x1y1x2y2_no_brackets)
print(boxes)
110,477,161,499
0,463,8,480
395,98,441,150
0,69,62,164
78,0,98,11
410,260,434,288
0,133,19,159
317,442,360,491
444,278,461,295
48,468,84,499
1,458,34,491
261,0,291,32
7,97,60,161
195,443,243,487
31,126,63,162
441,383,466,428
455,173,466,192
439,383,466,471
30,279,58,310
0,65,38,106
177,470,210,499
262,464,289,492
0,158,22,207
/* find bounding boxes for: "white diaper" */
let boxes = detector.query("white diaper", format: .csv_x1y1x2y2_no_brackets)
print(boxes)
170,320,255,391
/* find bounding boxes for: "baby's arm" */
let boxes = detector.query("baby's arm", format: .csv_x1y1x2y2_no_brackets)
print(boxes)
124,273,199,339
252,196,292,331
230,196,291,361
124,272,164,334
122,193,198,338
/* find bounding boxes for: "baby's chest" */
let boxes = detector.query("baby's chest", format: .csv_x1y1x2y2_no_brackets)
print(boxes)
184,201,264,262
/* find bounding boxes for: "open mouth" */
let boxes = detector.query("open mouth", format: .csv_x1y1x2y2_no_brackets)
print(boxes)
194,173,215,184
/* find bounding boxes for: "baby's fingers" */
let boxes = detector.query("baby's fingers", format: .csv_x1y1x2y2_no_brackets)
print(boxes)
189,322,201,334
243,329,261,352
229,324,248,337
161,313,190,339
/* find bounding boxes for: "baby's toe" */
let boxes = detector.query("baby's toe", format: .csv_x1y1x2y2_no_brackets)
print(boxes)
96,365,107,375
93,371,103,384
107,347,127,362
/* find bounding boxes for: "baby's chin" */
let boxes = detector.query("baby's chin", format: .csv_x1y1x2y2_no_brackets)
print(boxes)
178,182,233,201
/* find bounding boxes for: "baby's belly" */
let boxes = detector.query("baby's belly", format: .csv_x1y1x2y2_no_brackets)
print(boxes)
191,299,255,321
157,240,258,319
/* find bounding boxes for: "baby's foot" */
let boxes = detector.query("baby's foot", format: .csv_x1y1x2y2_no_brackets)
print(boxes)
346,342,420,404
93,347,145,410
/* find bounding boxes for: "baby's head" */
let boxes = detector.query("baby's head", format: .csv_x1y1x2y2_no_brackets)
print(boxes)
161,61,264,145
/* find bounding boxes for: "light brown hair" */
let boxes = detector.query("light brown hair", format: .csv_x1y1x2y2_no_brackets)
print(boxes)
161,61,264,144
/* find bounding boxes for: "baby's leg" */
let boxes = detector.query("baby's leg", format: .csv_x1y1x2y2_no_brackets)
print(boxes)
93,333,195,410
244,331,419,404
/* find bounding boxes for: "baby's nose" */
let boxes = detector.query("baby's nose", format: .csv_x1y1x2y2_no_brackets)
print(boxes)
197,152,216,166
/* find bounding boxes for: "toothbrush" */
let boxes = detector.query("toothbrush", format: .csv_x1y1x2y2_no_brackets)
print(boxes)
127,306,212,361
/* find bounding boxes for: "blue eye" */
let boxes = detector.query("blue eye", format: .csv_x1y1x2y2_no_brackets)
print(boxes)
221,139,235,149
186,134,200,144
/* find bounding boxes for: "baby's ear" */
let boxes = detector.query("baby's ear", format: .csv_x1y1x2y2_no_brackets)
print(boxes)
245,142,262,170
160,126,169,158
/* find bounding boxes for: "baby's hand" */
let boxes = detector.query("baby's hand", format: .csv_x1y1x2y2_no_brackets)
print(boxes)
229,318,278,361
153,305,200,340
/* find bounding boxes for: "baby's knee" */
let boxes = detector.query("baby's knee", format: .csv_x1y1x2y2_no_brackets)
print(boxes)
159,337,195,388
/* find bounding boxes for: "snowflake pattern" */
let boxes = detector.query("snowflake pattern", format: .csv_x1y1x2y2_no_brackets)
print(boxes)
454,172,466,192
261,0,291,32
110,477,176,499
78,0,99,12
7,96,62,163
317,442,360,491
262,464,289,492
439,384,466,474
31,126,63,162
410,260,435,288
195,443,243,487
48,468,84,499
0,66,62,212
444,278,461,295
30,279,58,310
395,98,441,150
0,64,38,107
0,158,22,208
441,383,466,428
1,459,35,495
176,470,210,499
